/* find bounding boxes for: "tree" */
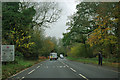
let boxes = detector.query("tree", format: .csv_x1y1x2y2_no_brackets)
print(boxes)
63,2,100,46
63,2,119,58
2,2,36,58
2,2,62,59
87,2,119,58
20,2,62,28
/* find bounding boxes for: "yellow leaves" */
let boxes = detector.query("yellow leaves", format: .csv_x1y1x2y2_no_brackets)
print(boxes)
22,33,24,35
15,34,33,49
23,36,25,40
31,42,35,44
28,36,31,38
11,31,15,34
98,35,101,39
99,39,104,43
105,27,111,30
87,25,115,47
112,18,119,23
13,28,15,30
20,44,29,48
22,42,35,48
20,37,25,41
28,42,35,45
90,43,93,47
16,39,19,43
107,35,117,44
20,35,32,41
26,44,29,48
88,31,117,47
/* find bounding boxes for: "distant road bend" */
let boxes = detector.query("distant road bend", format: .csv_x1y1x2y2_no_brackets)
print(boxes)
9,58,119,80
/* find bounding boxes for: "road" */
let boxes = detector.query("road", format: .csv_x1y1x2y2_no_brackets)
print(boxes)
9,58,119,80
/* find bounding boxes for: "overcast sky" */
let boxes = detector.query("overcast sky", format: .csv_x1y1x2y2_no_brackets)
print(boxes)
45,1,78,39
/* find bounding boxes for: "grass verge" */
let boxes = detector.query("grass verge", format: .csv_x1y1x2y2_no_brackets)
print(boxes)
2,58,46,80
67,57,120,68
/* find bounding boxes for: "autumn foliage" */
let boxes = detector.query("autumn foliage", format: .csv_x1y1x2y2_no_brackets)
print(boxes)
63,2,119,58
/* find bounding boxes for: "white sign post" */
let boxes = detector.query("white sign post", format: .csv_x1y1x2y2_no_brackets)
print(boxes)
1,45,15,62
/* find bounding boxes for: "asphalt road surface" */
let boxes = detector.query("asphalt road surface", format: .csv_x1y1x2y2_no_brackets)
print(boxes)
9,58,119,80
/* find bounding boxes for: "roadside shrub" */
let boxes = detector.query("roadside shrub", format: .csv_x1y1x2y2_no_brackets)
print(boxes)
70,43,84,57
69,43,93,58
38,56,46,60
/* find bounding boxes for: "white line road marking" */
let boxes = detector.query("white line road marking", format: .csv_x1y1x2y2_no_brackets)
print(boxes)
28,69,35,74
70,68,76,72
60,61,69,68
59,66,62,68
37,66,40,68
22,77,25,79
46,66,48,68
79,74,88,80
9,62,43,78
66,65,69,67
20,76,25,80
10,66,29,78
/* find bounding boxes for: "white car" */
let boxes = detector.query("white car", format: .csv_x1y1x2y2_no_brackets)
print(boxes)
50,52,58,60
60,54,64,59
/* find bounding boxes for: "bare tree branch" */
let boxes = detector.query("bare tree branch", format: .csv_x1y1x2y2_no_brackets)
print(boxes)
19,2,62,29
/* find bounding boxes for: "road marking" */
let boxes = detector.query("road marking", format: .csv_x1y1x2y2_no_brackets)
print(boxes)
59,61,69,68
59,66,62,68
79,74,88,80
22,77,25,79
37,66,40,68
63,66,66,68
9,66,29,78
28,69,35,74
20,76,25,80
46,66,48,68
66,65,69,68
9,61,43,78
70,68,76,72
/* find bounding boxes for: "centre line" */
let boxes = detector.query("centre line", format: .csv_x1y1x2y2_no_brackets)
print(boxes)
37,66,40,68
20,76,25,80
70,68,76,72
79,74,88,80
66,65,69,67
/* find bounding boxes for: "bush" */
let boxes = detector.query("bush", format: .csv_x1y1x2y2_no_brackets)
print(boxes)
69,43,93,58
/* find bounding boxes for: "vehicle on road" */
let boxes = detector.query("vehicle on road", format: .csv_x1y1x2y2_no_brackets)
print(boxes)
50,52,58,60
60,54,64,59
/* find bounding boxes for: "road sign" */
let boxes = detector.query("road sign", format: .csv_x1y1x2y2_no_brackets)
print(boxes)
1,45,15,62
